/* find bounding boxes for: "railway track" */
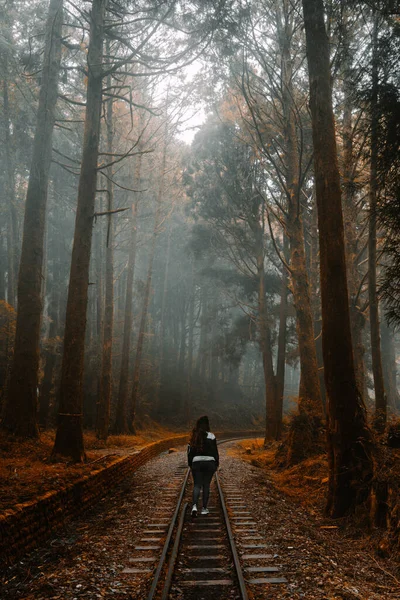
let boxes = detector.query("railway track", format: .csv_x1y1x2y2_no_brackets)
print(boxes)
121,441,288,598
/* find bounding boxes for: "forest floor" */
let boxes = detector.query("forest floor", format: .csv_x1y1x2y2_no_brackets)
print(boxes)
229,438,400,597
0,424,183,513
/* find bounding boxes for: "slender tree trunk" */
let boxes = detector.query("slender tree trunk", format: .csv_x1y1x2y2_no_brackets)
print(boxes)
2,0,63,437
39,326,57,429
129,229,156,432
97,73,114,441
157,223,172,409
198,286,208,381
209,292,218,392
310,196,326,408
368,12,386,431
288,209,322,417
0,241,6,300
83,234,99,428
185,263,195,425
53,0,106,460
256,228,277,442
2,74,18,307
130,138,167,432
114,162,141,433
275,237,289,440
302,0,374,517
381,319,400,412
178,300,186,378
1,4,19,308
39,224,61,428
96,211,103,340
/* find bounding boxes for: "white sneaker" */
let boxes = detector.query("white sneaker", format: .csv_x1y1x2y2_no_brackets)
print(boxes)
201,508,209,515
191,504,197,517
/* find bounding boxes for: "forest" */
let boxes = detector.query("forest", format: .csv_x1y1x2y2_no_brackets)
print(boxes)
1,0,400,592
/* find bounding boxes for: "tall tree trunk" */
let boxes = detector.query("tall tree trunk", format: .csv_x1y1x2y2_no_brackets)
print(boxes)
342,14,367,400
275,237,289,440
96,210,103,340
114,160,141,433
130,137,167,432
1,7,19,308
209,292,218,391
129,230,156,433
185,262,195,425
178,299,186,379
0,240,6,300
381,319,400,412
302,0,374,517
368,12,386,431
2,74,18,307
39,323,58,429
39,220,61,429
97,73,114,441
310,195,326,408
83,232,100,428
2,0,63,437
53,0,106,460
157,223,172,410
198,285,208,382
256,227,278,442
279,7,322,420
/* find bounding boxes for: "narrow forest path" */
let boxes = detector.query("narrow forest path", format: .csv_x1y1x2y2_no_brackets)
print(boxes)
1,442,399,599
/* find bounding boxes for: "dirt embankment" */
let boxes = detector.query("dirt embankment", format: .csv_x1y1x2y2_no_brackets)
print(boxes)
0,425,181,513
231,437,400,556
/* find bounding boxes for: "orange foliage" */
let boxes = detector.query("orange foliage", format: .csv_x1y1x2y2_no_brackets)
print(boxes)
0,424,181,513
229,438,328,511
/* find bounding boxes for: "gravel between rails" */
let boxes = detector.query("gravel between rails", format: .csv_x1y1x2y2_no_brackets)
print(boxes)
1,442,399,599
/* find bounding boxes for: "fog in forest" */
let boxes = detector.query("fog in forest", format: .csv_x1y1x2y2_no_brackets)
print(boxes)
0,0,399,465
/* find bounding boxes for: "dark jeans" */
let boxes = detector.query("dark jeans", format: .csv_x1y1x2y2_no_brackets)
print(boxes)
191,460,217,508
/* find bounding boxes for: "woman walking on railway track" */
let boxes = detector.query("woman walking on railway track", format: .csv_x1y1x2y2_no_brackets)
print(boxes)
188,415,219,518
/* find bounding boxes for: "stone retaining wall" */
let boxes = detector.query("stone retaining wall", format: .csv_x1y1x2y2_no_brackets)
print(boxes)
0,431,261,567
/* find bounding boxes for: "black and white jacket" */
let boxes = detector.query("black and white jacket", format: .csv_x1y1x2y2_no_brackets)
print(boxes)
187,432,219,468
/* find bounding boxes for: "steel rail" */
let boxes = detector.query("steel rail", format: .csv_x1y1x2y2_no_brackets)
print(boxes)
218,435,260,446
160,501,188,600
146,467,190,600
216,472,249,600
147,436,251,600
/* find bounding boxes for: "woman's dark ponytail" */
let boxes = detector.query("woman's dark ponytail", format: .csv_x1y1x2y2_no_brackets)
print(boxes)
189,415,210,450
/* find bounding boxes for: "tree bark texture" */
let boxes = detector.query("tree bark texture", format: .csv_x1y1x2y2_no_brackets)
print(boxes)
368,13,386,431
278,7,322,421
2,0,63,437
53,0,106,460
381,319,400,412
275,238,289,440
341,15,367,399
1,7,19,308
2,74,18,307
256,227,278,442
39,238,61,429
310,195,326,409
302,0,374,518
97,75,114,441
